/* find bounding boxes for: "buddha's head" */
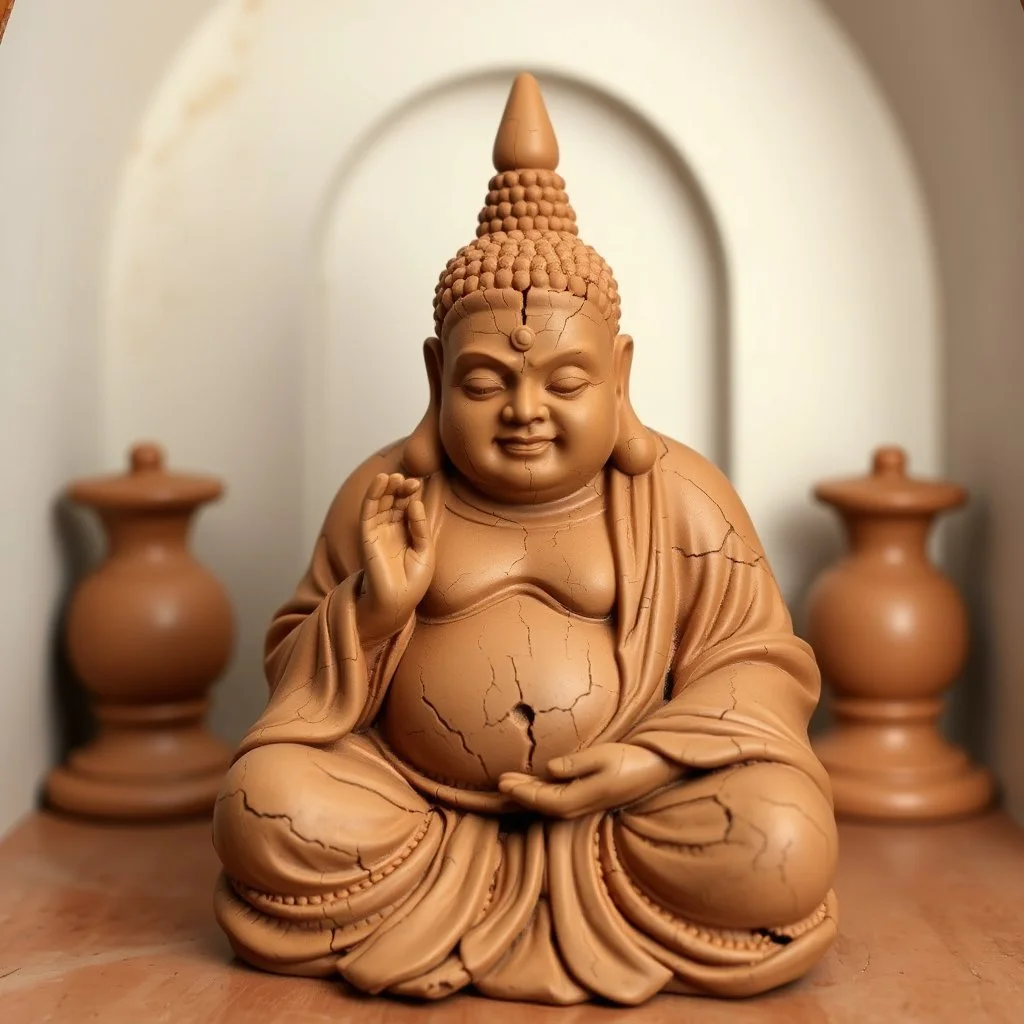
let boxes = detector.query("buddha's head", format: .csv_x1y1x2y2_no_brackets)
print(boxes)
403,73,656,504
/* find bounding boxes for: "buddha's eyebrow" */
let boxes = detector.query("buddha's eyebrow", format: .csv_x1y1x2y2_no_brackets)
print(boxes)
450,348,519,378
527,347,599,372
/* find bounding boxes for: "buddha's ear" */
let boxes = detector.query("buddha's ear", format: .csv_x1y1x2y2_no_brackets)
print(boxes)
610,334,657,476
402,337,445,477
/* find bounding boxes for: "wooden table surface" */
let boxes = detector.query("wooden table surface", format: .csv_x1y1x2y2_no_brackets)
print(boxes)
0,809,1021,1023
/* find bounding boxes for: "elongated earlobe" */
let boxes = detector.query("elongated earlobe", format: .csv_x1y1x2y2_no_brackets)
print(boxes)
609,334,657,476
402,338,445,477
612,408,658,475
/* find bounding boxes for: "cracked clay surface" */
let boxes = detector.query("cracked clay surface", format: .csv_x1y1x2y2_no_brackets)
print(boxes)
211,72,838,1007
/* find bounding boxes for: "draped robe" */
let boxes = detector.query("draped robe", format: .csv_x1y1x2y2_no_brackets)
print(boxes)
213,434,838,1005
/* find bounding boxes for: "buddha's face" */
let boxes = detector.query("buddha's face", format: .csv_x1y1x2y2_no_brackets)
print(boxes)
436,289,627,504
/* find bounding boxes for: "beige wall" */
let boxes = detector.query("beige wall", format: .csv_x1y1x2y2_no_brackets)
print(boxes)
0,0,1021,836
824,0,1024,822
99,0,941,767
0,1,215,835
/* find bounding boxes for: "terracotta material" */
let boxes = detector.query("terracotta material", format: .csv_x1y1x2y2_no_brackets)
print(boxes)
212,73,839,1006
0,1,14,46
806,446,994,821
5,811,1024,1023
46,443,234,820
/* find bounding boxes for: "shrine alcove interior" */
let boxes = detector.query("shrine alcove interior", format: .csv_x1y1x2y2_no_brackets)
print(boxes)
1,0,1021,832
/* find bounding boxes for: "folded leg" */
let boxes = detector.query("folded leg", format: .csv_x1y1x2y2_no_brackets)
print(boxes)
213,734,444,975
613,761,837,929
600,762,838,995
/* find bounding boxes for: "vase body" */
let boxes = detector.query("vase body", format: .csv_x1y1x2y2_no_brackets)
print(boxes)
806,447,993,821
46,443,234,819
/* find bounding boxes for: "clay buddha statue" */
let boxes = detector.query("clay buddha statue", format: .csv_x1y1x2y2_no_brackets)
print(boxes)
213,73,839,1006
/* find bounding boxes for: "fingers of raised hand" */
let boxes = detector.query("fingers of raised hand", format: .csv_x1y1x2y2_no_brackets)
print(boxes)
361,473,390,520
375,473,409,514
405,497,431,556
362,473,422,522
397,476,421,499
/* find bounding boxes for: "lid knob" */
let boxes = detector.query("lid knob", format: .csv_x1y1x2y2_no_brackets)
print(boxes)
872,446,907,478
130,443,164,474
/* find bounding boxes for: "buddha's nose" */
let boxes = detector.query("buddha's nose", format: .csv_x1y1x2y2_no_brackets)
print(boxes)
503,381,549,424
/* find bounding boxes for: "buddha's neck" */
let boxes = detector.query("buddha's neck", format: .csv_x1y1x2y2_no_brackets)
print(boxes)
447,472,606,525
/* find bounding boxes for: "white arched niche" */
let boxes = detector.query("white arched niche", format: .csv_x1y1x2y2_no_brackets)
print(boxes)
102,0,938,741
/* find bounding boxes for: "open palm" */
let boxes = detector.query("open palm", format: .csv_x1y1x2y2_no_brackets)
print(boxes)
359,472,434,637
498,743,684,818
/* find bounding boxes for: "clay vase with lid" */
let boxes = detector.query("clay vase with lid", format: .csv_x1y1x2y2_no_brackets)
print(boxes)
805,446,994,821
46,443,235,820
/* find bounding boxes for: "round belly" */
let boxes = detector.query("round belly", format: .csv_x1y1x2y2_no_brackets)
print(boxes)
381,595,621,789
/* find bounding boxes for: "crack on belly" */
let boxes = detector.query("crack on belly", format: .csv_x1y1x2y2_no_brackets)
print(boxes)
418,669,493,781
511,702,537,772
516,598,533,655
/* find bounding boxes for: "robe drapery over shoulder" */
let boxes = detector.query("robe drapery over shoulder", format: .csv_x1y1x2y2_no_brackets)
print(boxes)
218,435,837,1003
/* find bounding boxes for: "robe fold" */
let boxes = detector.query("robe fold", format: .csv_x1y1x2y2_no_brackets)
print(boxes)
214,434,838,1004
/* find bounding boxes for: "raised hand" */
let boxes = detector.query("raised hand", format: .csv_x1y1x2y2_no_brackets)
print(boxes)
497,742,684,819
356,472,435,643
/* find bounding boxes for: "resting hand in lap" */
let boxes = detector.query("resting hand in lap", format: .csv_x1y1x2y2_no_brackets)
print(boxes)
212,73,838,1008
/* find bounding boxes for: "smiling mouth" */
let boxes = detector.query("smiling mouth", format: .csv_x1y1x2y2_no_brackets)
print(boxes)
497,436,555,456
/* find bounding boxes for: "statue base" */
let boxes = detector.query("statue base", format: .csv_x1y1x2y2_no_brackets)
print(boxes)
45,699,231,821
813,697,995,822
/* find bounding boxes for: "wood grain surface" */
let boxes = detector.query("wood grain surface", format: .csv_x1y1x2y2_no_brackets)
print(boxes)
0,810,1021,1022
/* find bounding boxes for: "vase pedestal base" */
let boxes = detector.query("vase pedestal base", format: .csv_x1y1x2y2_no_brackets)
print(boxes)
46,764,228,820
813,697,995,822
45,699,231,821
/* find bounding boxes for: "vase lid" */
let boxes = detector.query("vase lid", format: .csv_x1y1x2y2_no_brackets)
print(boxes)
813,446,966,515
68,443,223,510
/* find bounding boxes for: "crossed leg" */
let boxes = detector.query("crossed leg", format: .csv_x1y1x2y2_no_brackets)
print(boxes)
213,734,444,976
603,761,838,982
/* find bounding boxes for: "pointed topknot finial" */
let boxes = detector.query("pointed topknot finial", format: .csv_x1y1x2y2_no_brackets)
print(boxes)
492,72,559,173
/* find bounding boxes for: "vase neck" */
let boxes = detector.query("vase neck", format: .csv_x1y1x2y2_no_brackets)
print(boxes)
844,514,932,563
100,509,194,557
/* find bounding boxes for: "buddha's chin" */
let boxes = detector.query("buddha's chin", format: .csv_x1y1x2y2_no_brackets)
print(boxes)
449,444,606,505
472,473,592,506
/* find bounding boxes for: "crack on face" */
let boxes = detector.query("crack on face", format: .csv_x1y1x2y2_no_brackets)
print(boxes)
536,308,558,335
453,421,484,483
550,298,587,351
487,299,503,339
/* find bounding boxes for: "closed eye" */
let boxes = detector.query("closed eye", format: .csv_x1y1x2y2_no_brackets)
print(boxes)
547,377,591,398
461,375,506,399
